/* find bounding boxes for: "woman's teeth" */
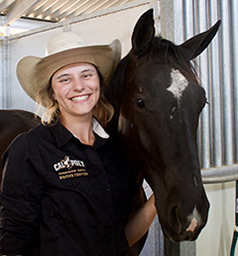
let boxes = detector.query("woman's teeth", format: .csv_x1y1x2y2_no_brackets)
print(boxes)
71,95,89,102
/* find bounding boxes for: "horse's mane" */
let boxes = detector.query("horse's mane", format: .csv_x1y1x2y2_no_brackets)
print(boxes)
105,54,131,109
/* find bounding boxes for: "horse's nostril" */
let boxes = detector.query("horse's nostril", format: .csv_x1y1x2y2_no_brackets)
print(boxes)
169,207,183,234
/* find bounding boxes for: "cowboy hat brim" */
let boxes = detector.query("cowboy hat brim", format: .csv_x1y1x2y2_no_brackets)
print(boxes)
17,39,121,107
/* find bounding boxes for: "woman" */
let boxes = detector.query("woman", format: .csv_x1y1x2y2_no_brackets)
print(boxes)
0,32,156,256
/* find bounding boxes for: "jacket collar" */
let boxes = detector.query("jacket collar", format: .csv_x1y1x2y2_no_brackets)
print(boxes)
50,117,109,148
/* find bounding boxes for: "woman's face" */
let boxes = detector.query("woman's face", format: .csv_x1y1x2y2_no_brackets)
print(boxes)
51,63,100,120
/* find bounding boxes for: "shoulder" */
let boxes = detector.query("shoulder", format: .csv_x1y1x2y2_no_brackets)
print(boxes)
2,124,50,163
10,123,50,146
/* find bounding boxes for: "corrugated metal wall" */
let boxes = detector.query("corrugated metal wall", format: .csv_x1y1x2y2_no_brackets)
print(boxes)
160,0,238,183
158,1,238,255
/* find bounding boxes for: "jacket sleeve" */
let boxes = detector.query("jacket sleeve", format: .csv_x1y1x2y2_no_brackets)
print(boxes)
0,133,44,255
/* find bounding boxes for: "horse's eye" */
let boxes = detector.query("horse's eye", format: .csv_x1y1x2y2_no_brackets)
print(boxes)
136,99,145,108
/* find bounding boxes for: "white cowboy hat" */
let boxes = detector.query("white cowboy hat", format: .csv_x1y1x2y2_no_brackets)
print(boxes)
16,32,121,107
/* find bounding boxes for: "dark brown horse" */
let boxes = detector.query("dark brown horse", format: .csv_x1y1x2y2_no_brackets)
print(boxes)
0,109,40,176
0,9,220,255
106,9,220,244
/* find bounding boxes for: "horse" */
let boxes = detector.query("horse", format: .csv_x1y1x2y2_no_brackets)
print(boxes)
0,9,220,255
105,8,220,246
0,109,40,176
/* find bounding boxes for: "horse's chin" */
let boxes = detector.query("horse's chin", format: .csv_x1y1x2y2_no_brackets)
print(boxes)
163,226,202,242
161,213,207,242
156,201,209,242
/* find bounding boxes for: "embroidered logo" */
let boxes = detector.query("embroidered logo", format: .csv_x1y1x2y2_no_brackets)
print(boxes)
53,156,88,180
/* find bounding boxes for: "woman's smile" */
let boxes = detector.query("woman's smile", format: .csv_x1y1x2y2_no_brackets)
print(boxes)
71,95,90,102
51,63,100,120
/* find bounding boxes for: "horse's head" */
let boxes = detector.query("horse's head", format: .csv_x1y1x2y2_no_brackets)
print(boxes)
106,9,220,242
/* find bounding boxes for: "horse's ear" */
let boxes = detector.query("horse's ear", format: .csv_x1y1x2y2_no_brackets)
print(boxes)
132,9,155,53
179,20,221,60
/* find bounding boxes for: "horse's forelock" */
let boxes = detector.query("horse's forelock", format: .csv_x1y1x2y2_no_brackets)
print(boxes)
150,36,199,83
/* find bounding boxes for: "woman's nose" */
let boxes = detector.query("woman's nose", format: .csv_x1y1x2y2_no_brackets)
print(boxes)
72,78,85,91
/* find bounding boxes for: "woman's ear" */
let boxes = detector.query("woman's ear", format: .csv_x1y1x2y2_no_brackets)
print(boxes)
52,93,57,101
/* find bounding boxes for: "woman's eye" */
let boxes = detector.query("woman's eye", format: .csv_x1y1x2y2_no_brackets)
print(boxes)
83,73,93,79
136,98,145,108
60,78,69,83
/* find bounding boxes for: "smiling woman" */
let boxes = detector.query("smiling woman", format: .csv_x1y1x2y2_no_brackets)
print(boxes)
51,63,100,145
0,31,157,256
51,63,101,142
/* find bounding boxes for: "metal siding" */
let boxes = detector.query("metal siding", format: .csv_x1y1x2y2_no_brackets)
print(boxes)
162,0,238,182
232,0,238,162
1,37,11,109
159,2,238,254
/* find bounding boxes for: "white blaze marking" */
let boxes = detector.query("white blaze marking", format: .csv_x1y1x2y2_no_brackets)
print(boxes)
186,217,198,232
186,207,201,232
167,69,189,100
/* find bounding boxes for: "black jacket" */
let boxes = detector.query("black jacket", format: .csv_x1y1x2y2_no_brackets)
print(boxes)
0,119,136,256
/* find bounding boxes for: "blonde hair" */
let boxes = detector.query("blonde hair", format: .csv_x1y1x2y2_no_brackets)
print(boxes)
36,68,114,127
93,91,114,127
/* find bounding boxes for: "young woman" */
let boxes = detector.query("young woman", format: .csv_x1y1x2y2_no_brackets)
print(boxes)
0,32,157,256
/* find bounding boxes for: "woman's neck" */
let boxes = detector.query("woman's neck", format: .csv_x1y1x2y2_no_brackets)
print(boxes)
60,114,95,146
